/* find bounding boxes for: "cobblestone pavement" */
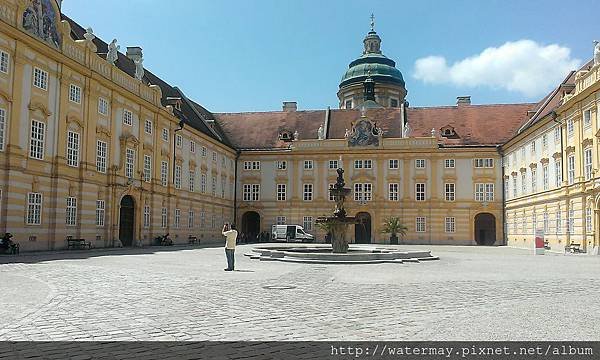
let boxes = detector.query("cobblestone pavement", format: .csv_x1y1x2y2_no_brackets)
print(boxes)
0,245,599,341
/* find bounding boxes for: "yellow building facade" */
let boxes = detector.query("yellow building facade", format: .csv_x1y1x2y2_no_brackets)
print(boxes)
0,0,236,251
504,60,600,254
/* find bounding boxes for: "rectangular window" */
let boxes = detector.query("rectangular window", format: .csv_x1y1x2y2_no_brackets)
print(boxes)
66,196,77,226
174,208,180,228
584,109,592,128
584,148,593,181
96,200,105,227
243,184,260,201
353,183,372,202
303,183,313,201
415,159,426,168
143,205,150,228
243,161,260,170
66,131,80,167
555,160,562,187
445,183,455,201
345,99,352,109
0,50,9,73
354,160,363,169
554,126,561,144
143,155,152,182
303,216,313,231
567,208,574,234
388,159,399,169
542,164,549,191
505,179,509,199
390,98,399,107
445,217,455,233
512,176,517,196
556,210,562,234
69,84,81,104
212,177,217,196
221,178,226,198
125,148,135,179
475,183,485,202
474,158,494,168
29,120,45,160
485,183,494,201
567,155,575,185
543,212,549,234
189,170,195,192
364,160,372,169
277,160,288,170
475,183,494,202
188,210,195,229
160,161,168,187
567,119,574,137
444,159,455,168
586,207,593,233
122,109,133,126
96,140,107,173
388,183,399,201
521,173,526,194
26,192,42,225
530,141,536,155
176,134,182,148
276,216,286,225
542,134,548,149
174,165,182,189
304,160,313,170
277,184,286,201
531,169,537,193
161,208,168,229
0,108,5,151
201,174,207,193
354,183,363,201
416,217,426,233
162,128,169,142
415,183,426,201
33,67,48,90
201,146,207,157
98,97,109,115
200,211,206,228
144,119,153,134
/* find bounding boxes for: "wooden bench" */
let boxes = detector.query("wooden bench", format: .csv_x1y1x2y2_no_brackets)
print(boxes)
188,236,198,245
564,243,582,254
67,238,90,250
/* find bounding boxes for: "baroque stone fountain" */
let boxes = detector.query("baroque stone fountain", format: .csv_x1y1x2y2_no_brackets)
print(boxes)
245,158,439,264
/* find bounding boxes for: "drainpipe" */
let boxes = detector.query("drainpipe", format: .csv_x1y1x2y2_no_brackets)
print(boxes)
498,144,507,245
172,120,184,185
552,111,566,246
233,150,241,226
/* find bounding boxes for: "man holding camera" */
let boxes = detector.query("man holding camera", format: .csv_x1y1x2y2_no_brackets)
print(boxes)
222,223,238,271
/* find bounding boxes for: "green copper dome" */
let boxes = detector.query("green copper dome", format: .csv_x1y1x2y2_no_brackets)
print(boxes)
339,30,405,89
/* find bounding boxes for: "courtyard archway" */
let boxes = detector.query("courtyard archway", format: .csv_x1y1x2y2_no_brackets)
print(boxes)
119,195,135,247
474,213,496,245
355,212,372,244
241,211,261,242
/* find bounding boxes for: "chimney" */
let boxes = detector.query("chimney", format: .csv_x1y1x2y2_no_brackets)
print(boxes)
282,101,297,112
126,46,143,62
456,96,471,106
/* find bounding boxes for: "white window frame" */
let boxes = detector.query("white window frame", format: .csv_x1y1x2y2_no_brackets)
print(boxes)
304,160,313,170
303,183,313,201
584,109,592,129
276,160,288,170
554,127,561,144
567,154,575,185
175,134,182,148
201,174,207,193
143,205,151,228
0,50,9,74
29,119,45,160
96,200,105,227
567,119,574,137
531,169,537,193
189,170,195,192
415,183,426,201
474,158,494,168
388,159,399,169
416,217,426,233
69,84,81,104
415,159,426,169
161,208,168,229
364,159,372,169
542,164,549,191
122,109,133,126
144,119,153,134
66,130,80,167
444,159,455,168
555,160,562,187
125,148,135,179
26,192,42,225
445,217,455,233
160,161,168,187
174,208,181,228
277,184,286,201
33,67,48,90
445,183,455,202
188,209,195,229
190,140,196,153
66,196,77,226
98,97,109,116
0,107,5,151
586,207,593,233
96,140,107,173
174,165,182,189
303,216,313,231
584,147,593,181
388,183,399,201
143,154,152,182
162,128,169,142
276,216,287,225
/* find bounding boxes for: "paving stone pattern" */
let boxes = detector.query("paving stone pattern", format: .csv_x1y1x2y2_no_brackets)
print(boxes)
0,245,599,341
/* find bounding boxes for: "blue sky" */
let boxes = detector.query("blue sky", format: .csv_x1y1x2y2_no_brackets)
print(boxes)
63,0,597,112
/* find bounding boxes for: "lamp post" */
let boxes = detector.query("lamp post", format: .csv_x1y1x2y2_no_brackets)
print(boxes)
172,120,184,186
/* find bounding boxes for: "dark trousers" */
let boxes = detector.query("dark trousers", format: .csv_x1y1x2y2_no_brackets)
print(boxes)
225,248,235,270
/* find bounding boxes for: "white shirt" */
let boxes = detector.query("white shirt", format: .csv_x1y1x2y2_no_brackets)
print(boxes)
222,230,238,249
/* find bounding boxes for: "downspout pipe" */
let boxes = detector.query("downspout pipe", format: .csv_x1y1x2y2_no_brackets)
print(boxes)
233,150,241,226
172,120,184,184
498,144,507,245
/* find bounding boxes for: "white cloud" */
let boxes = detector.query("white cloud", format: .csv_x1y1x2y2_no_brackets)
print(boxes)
413,40,581,98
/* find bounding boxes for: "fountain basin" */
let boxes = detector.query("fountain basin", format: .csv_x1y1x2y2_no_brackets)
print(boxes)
245,244,439,264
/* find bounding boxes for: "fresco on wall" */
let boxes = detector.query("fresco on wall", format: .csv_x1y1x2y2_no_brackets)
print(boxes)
22,0,62,48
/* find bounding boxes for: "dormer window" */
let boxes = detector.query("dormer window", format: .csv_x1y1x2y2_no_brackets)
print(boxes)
279,130,293,142
440,125,458,138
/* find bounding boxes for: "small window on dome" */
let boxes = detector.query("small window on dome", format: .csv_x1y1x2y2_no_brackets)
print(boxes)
345,100,352,109
279,131,293,142
390,98,399,108
440,125,458,138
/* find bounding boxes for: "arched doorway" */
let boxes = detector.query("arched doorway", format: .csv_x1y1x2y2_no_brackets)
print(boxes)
355,212,372,244
119,195,135,247
474,213,496,245
241,211,260,242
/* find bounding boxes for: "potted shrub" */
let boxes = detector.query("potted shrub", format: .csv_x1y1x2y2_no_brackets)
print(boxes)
381,217,407,245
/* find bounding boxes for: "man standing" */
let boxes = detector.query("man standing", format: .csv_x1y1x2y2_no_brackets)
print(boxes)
222,223,238,271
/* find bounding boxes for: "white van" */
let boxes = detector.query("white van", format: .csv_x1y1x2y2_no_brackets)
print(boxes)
271,225,315,243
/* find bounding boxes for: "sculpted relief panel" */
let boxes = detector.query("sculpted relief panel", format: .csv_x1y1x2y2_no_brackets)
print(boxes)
22,0,61,49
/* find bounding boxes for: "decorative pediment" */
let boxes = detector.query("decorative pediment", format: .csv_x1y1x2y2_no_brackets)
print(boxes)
189,159,197,169
511,171,518,177
540,158,550,165
142,142,153,152
119,133,139,148
552,152,562,160
66,114,83,130
28,101,52,117
174,155,183,164
504,175,510,180
274,174,288,183
160,146,170,157
529,163,537,169
565,145,575,154
582,138,594,148
346,117,383,147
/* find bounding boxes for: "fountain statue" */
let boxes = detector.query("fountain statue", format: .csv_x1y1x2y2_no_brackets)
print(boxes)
316,162,357,253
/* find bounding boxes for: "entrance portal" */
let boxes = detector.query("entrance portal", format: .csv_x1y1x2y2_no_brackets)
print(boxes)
241,211,260,242
355,212,372,244
474,213,496,245
119,195,135,247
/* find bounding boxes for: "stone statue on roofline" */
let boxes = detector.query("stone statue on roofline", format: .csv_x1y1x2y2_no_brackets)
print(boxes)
293,130,299,141
431,128,436,137
402,122,411,138
84,27,95,42
107,39,119,65
594,40,600,67
318,124,325,140
134,57,144,81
